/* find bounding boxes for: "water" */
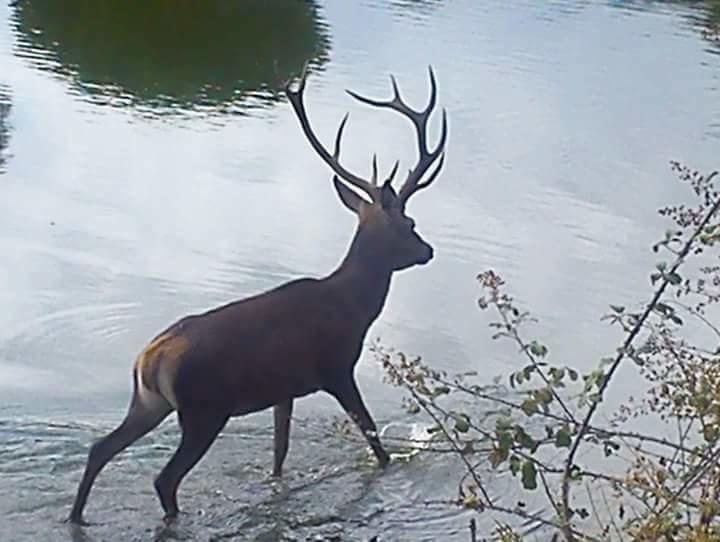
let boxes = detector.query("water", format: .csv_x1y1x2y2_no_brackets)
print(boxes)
0,0,718,540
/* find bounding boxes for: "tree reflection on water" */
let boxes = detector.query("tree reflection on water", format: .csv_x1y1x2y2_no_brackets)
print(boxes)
10,0,332,118
0,87,10,173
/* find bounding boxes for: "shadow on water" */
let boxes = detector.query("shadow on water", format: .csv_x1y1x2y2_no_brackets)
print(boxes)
9,0,332,118
0,86,10,173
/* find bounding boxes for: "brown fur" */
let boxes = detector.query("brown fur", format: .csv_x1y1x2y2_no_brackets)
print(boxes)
134,333,189,394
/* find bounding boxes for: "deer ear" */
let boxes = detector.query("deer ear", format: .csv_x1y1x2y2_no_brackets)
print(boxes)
380,180,399,209
333,176,366,214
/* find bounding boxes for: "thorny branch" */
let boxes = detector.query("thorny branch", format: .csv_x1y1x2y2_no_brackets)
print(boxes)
559,169,720,541
377,164,720,541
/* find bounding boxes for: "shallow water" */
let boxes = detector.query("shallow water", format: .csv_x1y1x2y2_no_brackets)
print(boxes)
0,0,719,540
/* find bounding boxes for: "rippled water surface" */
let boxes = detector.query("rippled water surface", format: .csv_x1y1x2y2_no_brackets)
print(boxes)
0,0,719,540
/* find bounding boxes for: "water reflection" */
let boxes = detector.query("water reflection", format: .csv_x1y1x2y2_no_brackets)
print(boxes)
611,0,720,53
0,87,10,174
390,0,444,16
695,0,720,50
10,0,331,117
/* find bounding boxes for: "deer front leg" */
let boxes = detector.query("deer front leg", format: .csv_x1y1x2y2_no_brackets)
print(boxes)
272,400,294,477
328,376,390,468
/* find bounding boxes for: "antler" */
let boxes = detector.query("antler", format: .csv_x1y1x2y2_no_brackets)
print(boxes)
346,66,448,204
285,63,386,203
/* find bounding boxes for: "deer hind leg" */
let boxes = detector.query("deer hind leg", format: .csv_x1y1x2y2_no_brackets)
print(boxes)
69,385,172,524
328,376,390,468
272,399,294,477
153,410,228,520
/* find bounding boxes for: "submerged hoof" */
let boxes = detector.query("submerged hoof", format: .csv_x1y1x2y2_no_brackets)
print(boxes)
162,511,179,525
65,515,92,527
377,452,391,469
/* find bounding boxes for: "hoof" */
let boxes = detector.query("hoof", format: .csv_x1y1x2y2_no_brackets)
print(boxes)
65,515,91,527
162,512,179,525
377,451,391,469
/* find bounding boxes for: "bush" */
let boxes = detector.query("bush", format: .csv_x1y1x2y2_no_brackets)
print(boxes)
378,163,720,541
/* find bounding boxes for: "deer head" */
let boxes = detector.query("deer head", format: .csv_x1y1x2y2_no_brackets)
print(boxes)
285,66,448,272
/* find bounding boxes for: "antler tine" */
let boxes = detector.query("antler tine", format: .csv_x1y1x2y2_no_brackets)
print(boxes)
285,63,380,202
346,66,447,204
332,113,349,159
371,154,379,186
407,152,445,199
346,75,418,121
423,65,438,117
398,104,448,202
384,160,400,185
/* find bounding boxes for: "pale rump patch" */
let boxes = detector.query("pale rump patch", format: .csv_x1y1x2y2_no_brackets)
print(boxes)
134,333,189,410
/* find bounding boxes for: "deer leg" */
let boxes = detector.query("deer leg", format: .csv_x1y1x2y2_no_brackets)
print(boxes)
153,410,228,520
328,376,390,468
272,400,294,477
69,389,172,525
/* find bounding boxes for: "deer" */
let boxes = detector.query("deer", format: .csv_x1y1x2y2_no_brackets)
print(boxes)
68,64,447,525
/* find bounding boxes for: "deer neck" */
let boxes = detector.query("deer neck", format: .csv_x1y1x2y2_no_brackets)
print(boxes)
329,227,394,325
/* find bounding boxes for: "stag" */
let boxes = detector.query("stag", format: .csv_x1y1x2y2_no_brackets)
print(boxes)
69,65,447,524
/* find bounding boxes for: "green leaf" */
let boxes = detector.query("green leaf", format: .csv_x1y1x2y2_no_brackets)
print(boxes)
667,272,682,285
554,427,572,448
529,341,548,357
609,305,625,314
669,314,684,326
454,414,470,433
498,430,513,454
495,416,513,432
521,460,538,490
520,398,539,417
433,385,450,397
509,454,522,476
513,426,537,451
535,388,553,405
567,368,579,381
703,424,719,443
603,440,621,457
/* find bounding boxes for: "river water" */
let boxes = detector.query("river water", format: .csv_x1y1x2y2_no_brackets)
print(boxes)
0,1,718,540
